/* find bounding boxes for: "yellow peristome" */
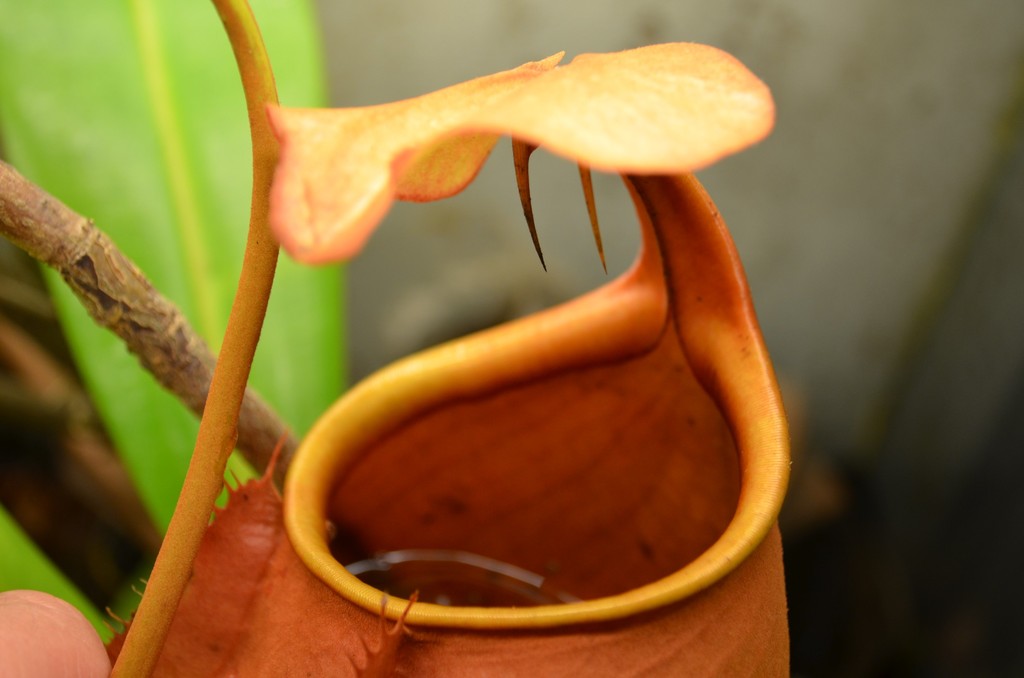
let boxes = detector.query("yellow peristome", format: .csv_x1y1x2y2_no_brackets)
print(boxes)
284,175,788,636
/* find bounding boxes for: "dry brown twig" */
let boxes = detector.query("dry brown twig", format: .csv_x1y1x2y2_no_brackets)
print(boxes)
0,159,297,481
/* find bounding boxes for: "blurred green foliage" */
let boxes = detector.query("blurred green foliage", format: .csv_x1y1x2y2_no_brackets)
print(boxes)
0,0,343,630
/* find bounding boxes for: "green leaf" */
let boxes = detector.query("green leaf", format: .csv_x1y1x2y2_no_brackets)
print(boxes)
0,0,344,533
0,505,109,639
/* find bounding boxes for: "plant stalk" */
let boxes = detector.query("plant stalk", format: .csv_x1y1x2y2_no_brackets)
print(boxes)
110,0,281,674
0,160,298,478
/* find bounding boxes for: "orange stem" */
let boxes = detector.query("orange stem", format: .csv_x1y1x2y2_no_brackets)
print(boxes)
110,1,280,675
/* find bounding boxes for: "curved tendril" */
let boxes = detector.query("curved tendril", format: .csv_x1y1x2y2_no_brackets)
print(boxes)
110,0,280,675
512,139,545,271
577,164,606,273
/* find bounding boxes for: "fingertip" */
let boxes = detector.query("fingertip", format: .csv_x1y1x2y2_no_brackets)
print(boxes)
0,590,111,677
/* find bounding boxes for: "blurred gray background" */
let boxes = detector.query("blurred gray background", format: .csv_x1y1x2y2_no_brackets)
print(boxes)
313,0,1024,674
